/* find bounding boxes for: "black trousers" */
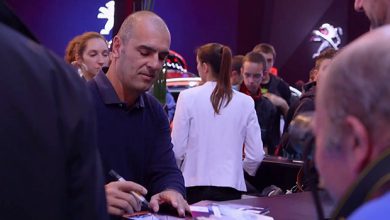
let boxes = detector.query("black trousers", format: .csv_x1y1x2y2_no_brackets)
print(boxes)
186,186,242,204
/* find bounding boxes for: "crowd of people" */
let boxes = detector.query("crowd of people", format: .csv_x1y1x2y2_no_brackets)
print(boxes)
1,0,390,219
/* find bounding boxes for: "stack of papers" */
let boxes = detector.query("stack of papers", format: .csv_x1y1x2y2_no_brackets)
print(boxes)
190,203,274,220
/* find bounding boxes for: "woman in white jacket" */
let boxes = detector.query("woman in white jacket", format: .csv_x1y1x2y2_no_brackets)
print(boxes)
171,43,264,204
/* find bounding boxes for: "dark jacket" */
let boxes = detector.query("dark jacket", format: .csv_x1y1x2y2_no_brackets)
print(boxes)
0,22,108,220
239,83,278,152
88,72,185,207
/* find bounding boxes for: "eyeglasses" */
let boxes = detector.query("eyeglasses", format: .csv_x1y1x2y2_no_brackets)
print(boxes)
244,72,263,80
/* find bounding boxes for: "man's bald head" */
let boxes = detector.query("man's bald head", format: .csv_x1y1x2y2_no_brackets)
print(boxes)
117,11,171,45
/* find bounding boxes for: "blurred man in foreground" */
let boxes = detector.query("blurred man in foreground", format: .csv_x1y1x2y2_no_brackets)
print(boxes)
0,2,107,219
314,25,390,219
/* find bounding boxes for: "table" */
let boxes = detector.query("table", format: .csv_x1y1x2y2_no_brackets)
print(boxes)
124,191,335,219
245,155,304,193
217,191,335,220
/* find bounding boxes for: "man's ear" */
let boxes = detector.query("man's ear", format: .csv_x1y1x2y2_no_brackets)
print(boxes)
345,115,371,173
111,36,121,59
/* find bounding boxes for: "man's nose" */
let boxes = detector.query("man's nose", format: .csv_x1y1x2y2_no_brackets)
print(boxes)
248,77,255,84
149,54,163,71
354,0,363,12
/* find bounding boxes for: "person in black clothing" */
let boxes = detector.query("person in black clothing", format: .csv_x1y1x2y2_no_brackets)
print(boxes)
239,52,278,153
252,43,290,153
252,43,291,108
88,11,189,219
0,2,108,220
280,48,337,158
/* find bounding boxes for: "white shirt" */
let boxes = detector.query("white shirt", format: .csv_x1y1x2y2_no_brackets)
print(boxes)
172,81,264,191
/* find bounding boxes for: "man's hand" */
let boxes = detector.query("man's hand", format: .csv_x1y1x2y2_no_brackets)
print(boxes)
149,189,190,217
264,92,289,115
105,181,148,216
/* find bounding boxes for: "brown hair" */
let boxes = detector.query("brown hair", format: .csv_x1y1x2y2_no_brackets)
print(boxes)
197,43,233,114
232,55,244,72
242,52,267,72
314,48,338,70
74,32,107,60
252,43,276,59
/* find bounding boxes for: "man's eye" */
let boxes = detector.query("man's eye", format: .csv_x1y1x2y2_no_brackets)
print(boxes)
140,51,150,56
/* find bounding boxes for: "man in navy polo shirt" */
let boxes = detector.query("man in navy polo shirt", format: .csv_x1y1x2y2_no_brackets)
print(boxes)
88,11,189,218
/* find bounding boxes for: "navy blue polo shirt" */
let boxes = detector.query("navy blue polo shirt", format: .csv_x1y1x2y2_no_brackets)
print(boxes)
88,72,185,198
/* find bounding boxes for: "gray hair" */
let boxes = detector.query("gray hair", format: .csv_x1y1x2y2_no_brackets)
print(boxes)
319,26,390,151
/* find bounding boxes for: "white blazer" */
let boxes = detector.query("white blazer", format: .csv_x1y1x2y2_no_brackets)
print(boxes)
172,81,264,191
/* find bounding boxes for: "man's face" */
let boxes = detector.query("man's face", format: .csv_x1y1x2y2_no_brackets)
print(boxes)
230,70,242,86
114,22,170,93
242,61,264,94
354,0,390,29
261,52,274,83
313,74,354,201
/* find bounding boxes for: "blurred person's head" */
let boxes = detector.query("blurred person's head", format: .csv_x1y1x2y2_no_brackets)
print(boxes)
354,0,390,29
241,52,266,95
75,32,109,80
310,48,338,83
252,43,276,84
231,55,244,89
313,25,390,202
196,43,233,114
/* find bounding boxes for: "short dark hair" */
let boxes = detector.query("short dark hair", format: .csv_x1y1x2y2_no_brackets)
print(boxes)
242,51,267,72
252,43,276,59
232,55,244,72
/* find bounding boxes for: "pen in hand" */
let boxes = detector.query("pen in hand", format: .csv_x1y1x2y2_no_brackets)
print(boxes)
108,169,150,210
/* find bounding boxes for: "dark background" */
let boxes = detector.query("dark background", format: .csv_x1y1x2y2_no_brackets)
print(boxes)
6,0,369,84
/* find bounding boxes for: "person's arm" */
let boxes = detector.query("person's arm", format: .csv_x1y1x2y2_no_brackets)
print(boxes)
264,92,289,116
243,104,265,176
147,97,189,216
171,92,190,168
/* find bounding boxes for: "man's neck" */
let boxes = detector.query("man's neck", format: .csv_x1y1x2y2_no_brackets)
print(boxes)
106,70,139,107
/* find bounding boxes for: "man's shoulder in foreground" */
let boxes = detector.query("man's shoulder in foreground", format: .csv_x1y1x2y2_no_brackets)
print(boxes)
349,191,390,220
